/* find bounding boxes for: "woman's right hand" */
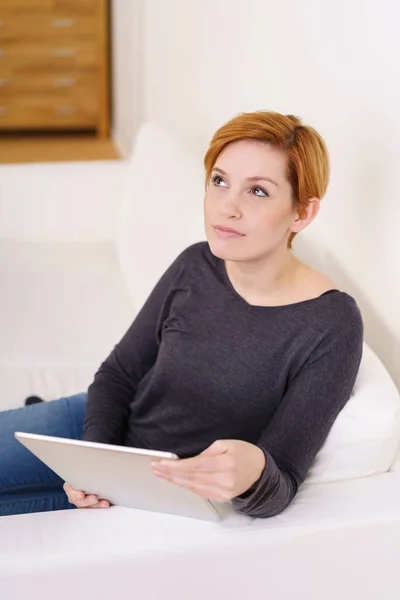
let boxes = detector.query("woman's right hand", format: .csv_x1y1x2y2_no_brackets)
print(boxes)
63,482,110,509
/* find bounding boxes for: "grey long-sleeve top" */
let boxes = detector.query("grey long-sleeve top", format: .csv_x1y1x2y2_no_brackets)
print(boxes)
84,242,363,517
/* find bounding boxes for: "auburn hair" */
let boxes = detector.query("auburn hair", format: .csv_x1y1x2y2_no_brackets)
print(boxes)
204,111,330,247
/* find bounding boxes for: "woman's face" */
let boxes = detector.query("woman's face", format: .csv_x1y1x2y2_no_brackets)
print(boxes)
204,139,299,262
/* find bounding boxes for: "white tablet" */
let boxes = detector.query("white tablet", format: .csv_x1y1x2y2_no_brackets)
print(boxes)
15,432,222,521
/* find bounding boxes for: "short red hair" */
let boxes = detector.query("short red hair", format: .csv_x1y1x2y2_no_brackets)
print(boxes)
204,111,330,247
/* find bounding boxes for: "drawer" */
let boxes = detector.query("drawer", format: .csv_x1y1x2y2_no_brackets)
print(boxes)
0,39,98,70
0,1,52,8
0,12,98,40
0,71,98,94
0,92,98,129
0,1,98,11
52,0,99,11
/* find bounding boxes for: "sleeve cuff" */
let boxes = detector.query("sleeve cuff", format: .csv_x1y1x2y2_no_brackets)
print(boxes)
232,447,295,517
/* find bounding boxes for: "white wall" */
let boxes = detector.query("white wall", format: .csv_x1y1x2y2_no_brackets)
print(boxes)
111,0,144,157
0,160,129,242
143,0,400,386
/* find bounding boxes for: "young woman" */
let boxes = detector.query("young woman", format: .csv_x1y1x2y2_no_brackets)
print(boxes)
0,111,363,517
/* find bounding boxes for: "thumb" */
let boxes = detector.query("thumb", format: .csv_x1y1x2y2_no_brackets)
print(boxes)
200,439,229,457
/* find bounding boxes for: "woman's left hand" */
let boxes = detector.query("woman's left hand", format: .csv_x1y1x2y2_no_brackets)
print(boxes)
151,440,266,502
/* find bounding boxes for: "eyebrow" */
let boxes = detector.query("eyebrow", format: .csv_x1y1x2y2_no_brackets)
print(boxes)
212,167,279,188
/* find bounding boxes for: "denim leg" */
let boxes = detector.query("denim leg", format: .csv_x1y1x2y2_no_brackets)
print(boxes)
0,393,87,516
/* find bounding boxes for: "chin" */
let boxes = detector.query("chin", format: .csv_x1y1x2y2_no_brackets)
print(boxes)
207,237,250,262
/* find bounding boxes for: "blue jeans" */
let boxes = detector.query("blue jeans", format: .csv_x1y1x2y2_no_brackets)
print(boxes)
0,393,87,516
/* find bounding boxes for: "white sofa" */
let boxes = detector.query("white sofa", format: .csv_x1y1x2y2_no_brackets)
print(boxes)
0,239,134,410
1,124,400,599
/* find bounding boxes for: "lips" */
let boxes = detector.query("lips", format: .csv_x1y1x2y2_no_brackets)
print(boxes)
213,225,244,238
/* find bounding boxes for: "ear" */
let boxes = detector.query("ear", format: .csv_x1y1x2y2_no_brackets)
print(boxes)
290,197,320,234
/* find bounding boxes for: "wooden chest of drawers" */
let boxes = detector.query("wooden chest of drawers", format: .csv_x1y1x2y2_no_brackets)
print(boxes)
0,0,110,136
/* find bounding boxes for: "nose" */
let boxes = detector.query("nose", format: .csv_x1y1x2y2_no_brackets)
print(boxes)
219,189,242,220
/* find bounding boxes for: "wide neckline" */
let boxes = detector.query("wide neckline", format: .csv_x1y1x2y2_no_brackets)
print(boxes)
215,255,342,310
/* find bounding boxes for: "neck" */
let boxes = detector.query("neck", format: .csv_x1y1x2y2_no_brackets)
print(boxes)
225,246,300,302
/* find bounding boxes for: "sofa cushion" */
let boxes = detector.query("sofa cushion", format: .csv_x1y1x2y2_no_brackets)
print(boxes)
116,122,205,312
305,343,400,483
2,471,400,600
0,240,133,409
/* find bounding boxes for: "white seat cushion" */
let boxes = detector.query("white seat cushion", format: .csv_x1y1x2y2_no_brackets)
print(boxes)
0,240,134,410
116,122,400,484
2,470,400,600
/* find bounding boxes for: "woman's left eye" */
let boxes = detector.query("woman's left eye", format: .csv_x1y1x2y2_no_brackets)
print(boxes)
250,186,268,197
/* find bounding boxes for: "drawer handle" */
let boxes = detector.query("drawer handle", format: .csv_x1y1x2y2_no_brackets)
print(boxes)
0,106,8,117
51,19,75,28
0,78,8,87
0,49,6,57
53,48,76,58
0,20,4,27
54,77,77,88
55,105,78,116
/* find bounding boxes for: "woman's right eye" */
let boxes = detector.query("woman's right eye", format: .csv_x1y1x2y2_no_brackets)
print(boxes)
211,175,228,187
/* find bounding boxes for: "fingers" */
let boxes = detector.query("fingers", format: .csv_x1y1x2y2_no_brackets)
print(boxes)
76,494,106,508
159,474,232,503
87,499,110,509
63,482,86,505
153,454,221,476
63,482,109,509
152,440,229,477
151,443,237,502
152,450,233,482
152,460,234,499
